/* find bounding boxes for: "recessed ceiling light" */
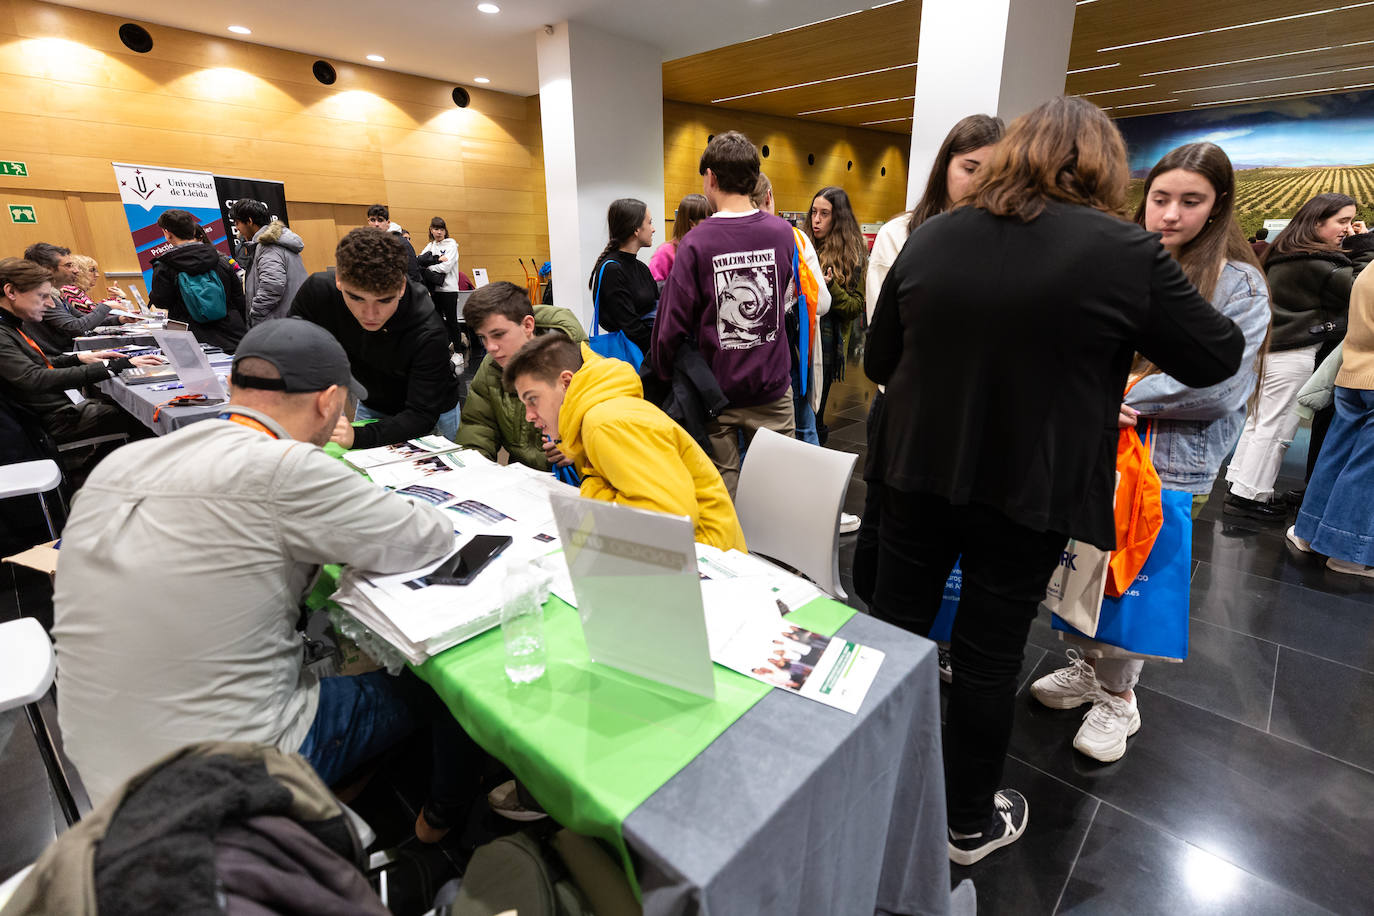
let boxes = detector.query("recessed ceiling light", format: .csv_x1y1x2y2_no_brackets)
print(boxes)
798,96,914,116
1140,39,1374,77
477,3,500,12
228,25,251,34
1189,81,1374,108
1067,63,1120,75
366,54,385,62
1077,84,1156,97
474,76,490,84
860,116,913,126
711,62,916,104
1176,64,1374,94
1100,98,1179,112
1098,2,1374,53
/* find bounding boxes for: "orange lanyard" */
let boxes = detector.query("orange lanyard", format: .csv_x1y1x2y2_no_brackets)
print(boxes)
221,412,278,438
16,327,53,369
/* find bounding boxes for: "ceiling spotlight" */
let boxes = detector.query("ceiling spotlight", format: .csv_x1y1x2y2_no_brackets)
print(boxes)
228,25,251,35
474,76,490,83
366,54,385,62
477,3,500,12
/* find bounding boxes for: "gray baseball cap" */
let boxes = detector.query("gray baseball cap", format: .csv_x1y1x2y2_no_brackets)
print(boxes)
231,318,367,400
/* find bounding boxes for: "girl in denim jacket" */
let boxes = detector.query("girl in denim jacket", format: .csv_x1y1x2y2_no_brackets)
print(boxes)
1030,142,1272,763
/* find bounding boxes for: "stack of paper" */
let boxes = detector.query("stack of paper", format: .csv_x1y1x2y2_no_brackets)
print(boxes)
328,456,574,664
331,542,509,665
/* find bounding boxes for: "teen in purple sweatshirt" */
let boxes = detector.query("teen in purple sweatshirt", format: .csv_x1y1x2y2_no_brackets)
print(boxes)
651,131,797,495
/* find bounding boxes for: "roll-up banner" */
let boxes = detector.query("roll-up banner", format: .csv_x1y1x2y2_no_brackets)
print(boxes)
112,162,230,289
213,173,290,258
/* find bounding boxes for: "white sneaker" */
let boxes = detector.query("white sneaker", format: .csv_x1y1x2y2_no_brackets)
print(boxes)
1029,650,1098,710
1326,557,1374,578
1286,526,1314,554
839,512,861,534
1073,692,1141,763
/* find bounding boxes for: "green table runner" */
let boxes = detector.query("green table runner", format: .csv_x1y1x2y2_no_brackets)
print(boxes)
415,594,855,889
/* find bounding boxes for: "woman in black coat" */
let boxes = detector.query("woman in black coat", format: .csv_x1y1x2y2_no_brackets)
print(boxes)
864,97,1245,866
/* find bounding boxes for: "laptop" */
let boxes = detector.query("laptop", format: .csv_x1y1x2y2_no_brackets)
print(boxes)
549,491,716,699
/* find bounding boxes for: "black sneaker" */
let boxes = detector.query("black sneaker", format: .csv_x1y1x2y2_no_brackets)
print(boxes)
1223,493,1289,522
1281,488,1307,508
937,646,953,684
948,789,1029,866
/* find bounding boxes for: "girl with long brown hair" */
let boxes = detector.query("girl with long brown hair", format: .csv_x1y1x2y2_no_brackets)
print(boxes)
855,114,1004,623
864,97,1245,865
650,193,711,283
1030,141,1272,763
806,186,867,448
1224,192,1363,520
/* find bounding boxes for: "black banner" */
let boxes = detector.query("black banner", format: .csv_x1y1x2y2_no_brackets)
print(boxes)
213,174,290,259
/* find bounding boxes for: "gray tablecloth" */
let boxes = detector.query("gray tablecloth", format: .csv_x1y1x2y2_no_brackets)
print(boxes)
97,377,225,435
624,612,951,916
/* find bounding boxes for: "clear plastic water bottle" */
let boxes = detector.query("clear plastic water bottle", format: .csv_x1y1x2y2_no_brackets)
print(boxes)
501,564,546,684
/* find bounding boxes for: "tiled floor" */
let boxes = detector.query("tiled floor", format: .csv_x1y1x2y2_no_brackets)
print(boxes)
4,362,1372,915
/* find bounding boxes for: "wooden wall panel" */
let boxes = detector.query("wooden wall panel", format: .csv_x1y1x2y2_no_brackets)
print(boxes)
0,0,548,286
663,101,911,228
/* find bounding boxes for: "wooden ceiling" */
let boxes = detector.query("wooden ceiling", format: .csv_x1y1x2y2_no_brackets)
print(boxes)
662,0,1374,133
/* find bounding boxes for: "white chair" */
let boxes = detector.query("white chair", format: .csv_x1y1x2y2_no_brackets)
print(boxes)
0,460,63,540
0,617,81,826
733,427,858,599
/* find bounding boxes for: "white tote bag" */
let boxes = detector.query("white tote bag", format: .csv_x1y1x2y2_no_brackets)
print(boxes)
1043,539,1111,637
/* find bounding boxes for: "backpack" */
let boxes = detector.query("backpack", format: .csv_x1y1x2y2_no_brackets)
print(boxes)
448,830,594,916
176,269,228,322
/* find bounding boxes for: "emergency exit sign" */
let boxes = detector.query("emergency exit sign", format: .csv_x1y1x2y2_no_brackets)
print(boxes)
0,161,28,177
8,204,36,223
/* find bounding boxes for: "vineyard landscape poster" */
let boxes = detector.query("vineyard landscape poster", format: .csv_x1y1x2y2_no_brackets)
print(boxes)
1116,89,1374,237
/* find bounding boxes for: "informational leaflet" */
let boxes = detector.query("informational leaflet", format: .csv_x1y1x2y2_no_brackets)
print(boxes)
701,578,883,715
344,435,466,471
367,452,471,489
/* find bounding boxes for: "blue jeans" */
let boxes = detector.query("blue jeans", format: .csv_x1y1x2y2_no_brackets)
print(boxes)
355,402,461,441
791,365,819,445
299,670,479,825
1295,386,1374,565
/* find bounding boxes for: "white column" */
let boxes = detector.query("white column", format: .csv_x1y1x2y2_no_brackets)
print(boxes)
537,22,665,331
905,0,1076,209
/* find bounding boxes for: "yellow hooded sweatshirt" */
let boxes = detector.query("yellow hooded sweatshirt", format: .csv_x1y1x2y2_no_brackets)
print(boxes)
559,343,747,552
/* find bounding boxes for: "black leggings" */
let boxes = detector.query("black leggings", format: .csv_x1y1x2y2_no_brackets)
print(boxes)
431,290,462,352
869,489,1065,832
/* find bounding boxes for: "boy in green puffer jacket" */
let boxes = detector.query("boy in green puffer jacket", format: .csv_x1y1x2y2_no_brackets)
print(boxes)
457,281,587,470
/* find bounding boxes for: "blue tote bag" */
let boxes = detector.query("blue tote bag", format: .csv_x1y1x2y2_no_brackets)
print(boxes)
1053,488,1192,661
929,561,961,643
590,260,645,370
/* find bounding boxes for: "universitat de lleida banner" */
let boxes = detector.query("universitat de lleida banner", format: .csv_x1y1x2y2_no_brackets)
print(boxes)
112,162,232,290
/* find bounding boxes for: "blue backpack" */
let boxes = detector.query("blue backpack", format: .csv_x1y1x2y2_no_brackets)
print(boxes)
176,270,228,323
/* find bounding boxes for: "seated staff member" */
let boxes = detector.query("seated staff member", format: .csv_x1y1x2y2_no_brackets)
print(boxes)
0,258,157,447
457,281,586,470
22,244,136,355
53,319,478,843
149,209,248,352
289,228,462,449
504,333,747,551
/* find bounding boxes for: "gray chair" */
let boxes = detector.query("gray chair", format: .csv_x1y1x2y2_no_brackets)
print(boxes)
733,428,857,599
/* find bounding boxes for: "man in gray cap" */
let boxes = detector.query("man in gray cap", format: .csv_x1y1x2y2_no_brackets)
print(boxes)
54,318,480,842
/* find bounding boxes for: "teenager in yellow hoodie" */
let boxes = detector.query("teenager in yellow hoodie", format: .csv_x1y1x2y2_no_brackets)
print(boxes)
502,335,747,552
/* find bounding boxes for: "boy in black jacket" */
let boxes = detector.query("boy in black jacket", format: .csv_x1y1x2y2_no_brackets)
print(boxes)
289,228,461,450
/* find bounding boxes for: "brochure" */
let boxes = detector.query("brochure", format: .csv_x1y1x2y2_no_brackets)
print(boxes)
367,452,472,489
344,435,465,471
702,578,883,714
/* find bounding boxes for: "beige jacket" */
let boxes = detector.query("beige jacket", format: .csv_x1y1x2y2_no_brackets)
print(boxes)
51,405,454,806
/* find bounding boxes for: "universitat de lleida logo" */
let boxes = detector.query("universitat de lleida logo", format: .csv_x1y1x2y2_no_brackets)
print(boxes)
119,169,160,202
